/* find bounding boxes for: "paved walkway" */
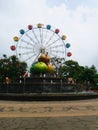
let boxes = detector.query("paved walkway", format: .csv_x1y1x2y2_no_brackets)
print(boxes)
0,99,98,130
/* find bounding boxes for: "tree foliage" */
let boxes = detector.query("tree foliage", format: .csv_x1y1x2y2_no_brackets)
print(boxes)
0,55,27,83
53,59,97,86
0,55,98,88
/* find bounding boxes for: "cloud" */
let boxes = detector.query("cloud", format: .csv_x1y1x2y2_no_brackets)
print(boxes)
69,6,98,67
0,0,98,68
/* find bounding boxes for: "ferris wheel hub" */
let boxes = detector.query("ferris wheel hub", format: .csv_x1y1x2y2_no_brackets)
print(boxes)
40,48,46,54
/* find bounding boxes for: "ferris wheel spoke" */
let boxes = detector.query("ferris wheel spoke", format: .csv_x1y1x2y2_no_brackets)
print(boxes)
51,48,65,53
49,44,64,49
19,51,38,61
25,33,38,45
19,51,34,55
44,32,55,46
32,30,40,45
33,52,41,63
39,28,43,45
50,52,58,57
51,50,65,53
18,46,33,50
21,39,34,47
51,52,65,58
46,38,61,48
25,53,38,61
50,49,65,57
43,29,48,46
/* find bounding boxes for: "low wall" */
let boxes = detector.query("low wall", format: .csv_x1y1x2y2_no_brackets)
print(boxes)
0,77,84,93
0,93,98,101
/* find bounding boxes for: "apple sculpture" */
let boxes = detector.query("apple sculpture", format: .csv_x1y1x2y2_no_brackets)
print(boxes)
30,62,48,74
47,64,54,73
38,54,50,64
30,53,54,75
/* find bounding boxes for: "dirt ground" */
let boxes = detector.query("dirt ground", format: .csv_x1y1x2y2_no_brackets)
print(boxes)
0,99,98,130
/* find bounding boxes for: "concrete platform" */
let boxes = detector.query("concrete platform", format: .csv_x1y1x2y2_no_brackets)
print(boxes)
0,91,98,101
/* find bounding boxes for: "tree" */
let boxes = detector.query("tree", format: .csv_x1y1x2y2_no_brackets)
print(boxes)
58,60,97,85
81,65,97,85
51,57,65,76
0,55,27,83
59,60,81,80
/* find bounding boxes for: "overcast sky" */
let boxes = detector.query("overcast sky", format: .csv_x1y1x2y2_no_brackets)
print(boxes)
0,0,98,68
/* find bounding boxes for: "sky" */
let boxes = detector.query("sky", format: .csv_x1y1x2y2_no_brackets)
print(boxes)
0,0,98,68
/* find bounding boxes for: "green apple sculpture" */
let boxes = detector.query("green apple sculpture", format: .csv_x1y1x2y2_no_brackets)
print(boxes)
30,62,48,74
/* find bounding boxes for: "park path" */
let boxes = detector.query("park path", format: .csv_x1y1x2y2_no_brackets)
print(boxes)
0,99,98,129
0,99,98,117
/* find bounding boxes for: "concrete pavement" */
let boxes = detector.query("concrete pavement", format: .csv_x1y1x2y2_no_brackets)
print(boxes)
0,99,98,130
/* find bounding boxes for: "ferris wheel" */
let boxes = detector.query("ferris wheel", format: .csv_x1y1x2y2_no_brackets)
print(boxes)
10,23,72,67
